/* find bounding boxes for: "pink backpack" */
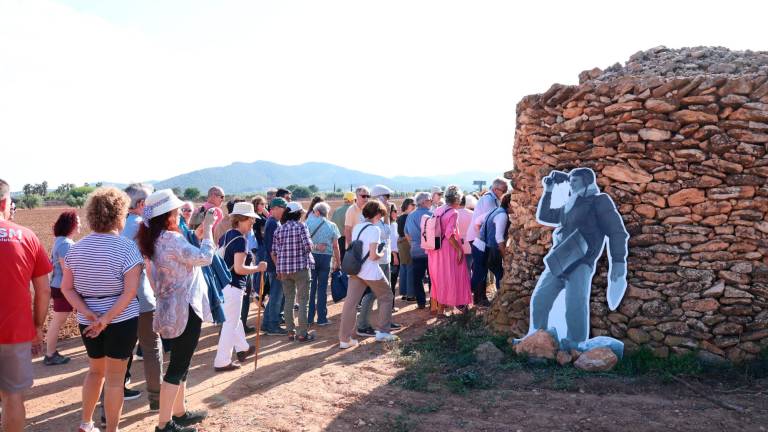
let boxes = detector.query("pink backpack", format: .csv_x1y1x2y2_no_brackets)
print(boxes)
420,211,443,251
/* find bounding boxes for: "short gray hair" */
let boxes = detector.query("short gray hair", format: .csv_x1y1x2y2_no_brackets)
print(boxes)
124,183,154,209
355,185,370,195
314,202,331,217
445,185,462,205
414,192,431,206
492,178,509,191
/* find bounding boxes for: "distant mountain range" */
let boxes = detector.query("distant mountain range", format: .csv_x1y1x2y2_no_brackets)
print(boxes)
144,160,499,193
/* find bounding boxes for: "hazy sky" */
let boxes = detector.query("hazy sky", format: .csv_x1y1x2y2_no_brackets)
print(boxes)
2,0,766,190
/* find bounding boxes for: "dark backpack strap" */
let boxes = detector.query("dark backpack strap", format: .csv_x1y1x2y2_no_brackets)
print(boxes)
309,221,324,240
482,207,505,244
355,223,372,241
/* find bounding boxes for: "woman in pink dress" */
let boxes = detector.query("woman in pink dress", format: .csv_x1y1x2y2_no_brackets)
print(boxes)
428,185,473,314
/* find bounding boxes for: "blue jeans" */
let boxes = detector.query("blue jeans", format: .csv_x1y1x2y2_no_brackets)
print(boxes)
261,271,284,331
410,256,428,307
470,243,502,300
398,264,412,296
308,253,332,324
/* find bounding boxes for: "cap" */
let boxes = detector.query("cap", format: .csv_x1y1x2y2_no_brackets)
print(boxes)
270,197,288,208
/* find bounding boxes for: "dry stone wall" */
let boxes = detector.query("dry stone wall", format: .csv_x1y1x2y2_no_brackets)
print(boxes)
490,47,768,362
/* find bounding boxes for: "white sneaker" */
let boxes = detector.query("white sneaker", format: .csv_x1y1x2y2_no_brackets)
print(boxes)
339,339,359,349
375,331,400,342
78,422,100,432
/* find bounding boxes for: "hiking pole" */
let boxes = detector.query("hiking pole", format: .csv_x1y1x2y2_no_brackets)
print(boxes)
254,272,266,371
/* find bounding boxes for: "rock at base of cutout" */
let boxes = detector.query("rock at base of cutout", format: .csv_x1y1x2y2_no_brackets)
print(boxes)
574,347,619,372
556,350,573,366
512,329,559,360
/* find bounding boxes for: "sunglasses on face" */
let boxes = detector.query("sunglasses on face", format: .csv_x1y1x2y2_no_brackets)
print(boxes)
359,195,370,199
181,208,192,213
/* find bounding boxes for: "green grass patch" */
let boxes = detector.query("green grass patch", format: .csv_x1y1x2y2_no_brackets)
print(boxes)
390,311,768,397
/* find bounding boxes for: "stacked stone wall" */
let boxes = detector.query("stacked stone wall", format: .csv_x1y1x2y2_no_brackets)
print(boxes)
490,47,768,362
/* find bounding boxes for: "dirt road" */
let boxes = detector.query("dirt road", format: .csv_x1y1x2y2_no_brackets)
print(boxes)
25,298,768,432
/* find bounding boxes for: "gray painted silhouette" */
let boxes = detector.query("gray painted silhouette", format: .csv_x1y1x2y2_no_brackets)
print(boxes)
526,168,629,352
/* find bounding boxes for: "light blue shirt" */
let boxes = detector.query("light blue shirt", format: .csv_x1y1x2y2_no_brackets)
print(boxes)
404,207,433,259
50,236,73,288
246,230,259,252
306,216,340,256
121,213,156,313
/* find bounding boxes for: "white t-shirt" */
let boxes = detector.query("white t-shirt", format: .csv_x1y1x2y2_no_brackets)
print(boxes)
390,222,399,253
472,211,508,252
351,222,385,281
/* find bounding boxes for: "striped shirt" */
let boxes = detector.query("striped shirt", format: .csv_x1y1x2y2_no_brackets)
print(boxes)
64,233,143,325
272,221,314,274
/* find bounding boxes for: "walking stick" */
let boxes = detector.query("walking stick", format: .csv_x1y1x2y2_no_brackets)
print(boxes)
253,272,266,370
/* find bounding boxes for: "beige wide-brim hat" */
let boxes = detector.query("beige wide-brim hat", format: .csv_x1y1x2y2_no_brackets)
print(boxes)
231,202,259,218
143,189,185,224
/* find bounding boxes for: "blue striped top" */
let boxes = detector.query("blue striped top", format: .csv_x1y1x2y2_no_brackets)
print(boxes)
64,233,144,325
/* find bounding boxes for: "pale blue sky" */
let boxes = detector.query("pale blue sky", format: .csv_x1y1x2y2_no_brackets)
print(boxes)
1,0,766,189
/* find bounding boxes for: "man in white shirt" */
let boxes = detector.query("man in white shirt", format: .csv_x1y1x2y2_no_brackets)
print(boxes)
468,178,509,306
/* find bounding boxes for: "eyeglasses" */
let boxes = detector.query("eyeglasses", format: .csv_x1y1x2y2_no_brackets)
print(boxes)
359,195,370,199
181,208,192,213
382,194,391,199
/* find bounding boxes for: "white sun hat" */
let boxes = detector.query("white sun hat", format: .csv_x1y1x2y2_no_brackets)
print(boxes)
371,184,394,197
143,189,185,226
286,201,304,214
230,202,259,218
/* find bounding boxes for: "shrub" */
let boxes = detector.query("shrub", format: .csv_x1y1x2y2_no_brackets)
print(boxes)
21,194,43,209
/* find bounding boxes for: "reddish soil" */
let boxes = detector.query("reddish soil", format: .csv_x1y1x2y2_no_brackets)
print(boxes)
13,207,768,432
23,301,768,432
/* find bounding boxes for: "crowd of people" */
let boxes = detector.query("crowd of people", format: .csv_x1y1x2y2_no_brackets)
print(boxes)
0,176,511,432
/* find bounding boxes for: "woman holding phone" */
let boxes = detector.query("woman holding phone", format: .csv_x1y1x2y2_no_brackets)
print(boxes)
138,189,218,432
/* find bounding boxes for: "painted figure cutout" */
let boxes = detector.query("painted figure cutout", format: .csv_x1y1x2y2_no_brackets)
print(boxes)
527,168,629,351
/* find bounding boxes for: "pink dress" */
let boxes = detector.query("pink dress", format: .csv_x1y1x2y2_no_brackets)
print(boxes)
427,206,473,306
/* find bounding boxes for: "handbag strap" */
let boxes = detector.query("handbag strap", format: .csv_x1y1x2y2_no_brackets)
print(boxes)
309,221,324,240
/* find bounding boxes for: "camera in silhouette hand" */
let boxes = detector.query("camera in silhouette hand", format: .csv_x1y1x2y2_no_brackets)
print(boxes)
544,170,570,186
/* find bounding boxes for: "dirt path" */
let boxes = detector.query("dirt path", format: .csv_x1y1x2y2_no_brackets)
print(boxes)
25,298,768,432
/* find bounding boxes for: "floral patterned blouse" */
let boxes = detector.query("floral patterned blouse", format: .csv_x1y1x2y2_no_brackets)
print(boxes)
149,230,215,339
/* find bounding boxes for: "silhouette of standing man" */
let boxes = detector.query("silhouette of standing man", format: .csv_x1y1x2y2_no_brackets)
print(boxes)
529,167,629,344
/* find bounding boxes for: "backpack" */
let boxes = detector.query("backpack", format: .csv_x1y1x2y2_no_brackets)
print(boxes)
217,233,245,270
420,212,442,251
341,223,373,276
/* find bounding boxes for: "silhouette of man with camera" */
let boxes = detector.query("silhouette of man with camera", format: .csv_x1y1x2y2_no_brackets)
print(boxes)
528,167,629,346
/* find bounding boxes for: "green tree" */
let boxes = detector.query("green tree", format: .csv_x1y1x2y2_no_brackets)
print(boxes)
172,187,182,197
55,183,75,196
183,187,201,201
308,184,319,193
21,194,43,209
286,185,311,199
65,196,87,208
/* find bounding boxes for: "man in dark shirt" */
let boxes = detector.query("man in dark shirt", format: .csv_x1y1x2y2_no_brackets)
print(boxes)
260,198,288,334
